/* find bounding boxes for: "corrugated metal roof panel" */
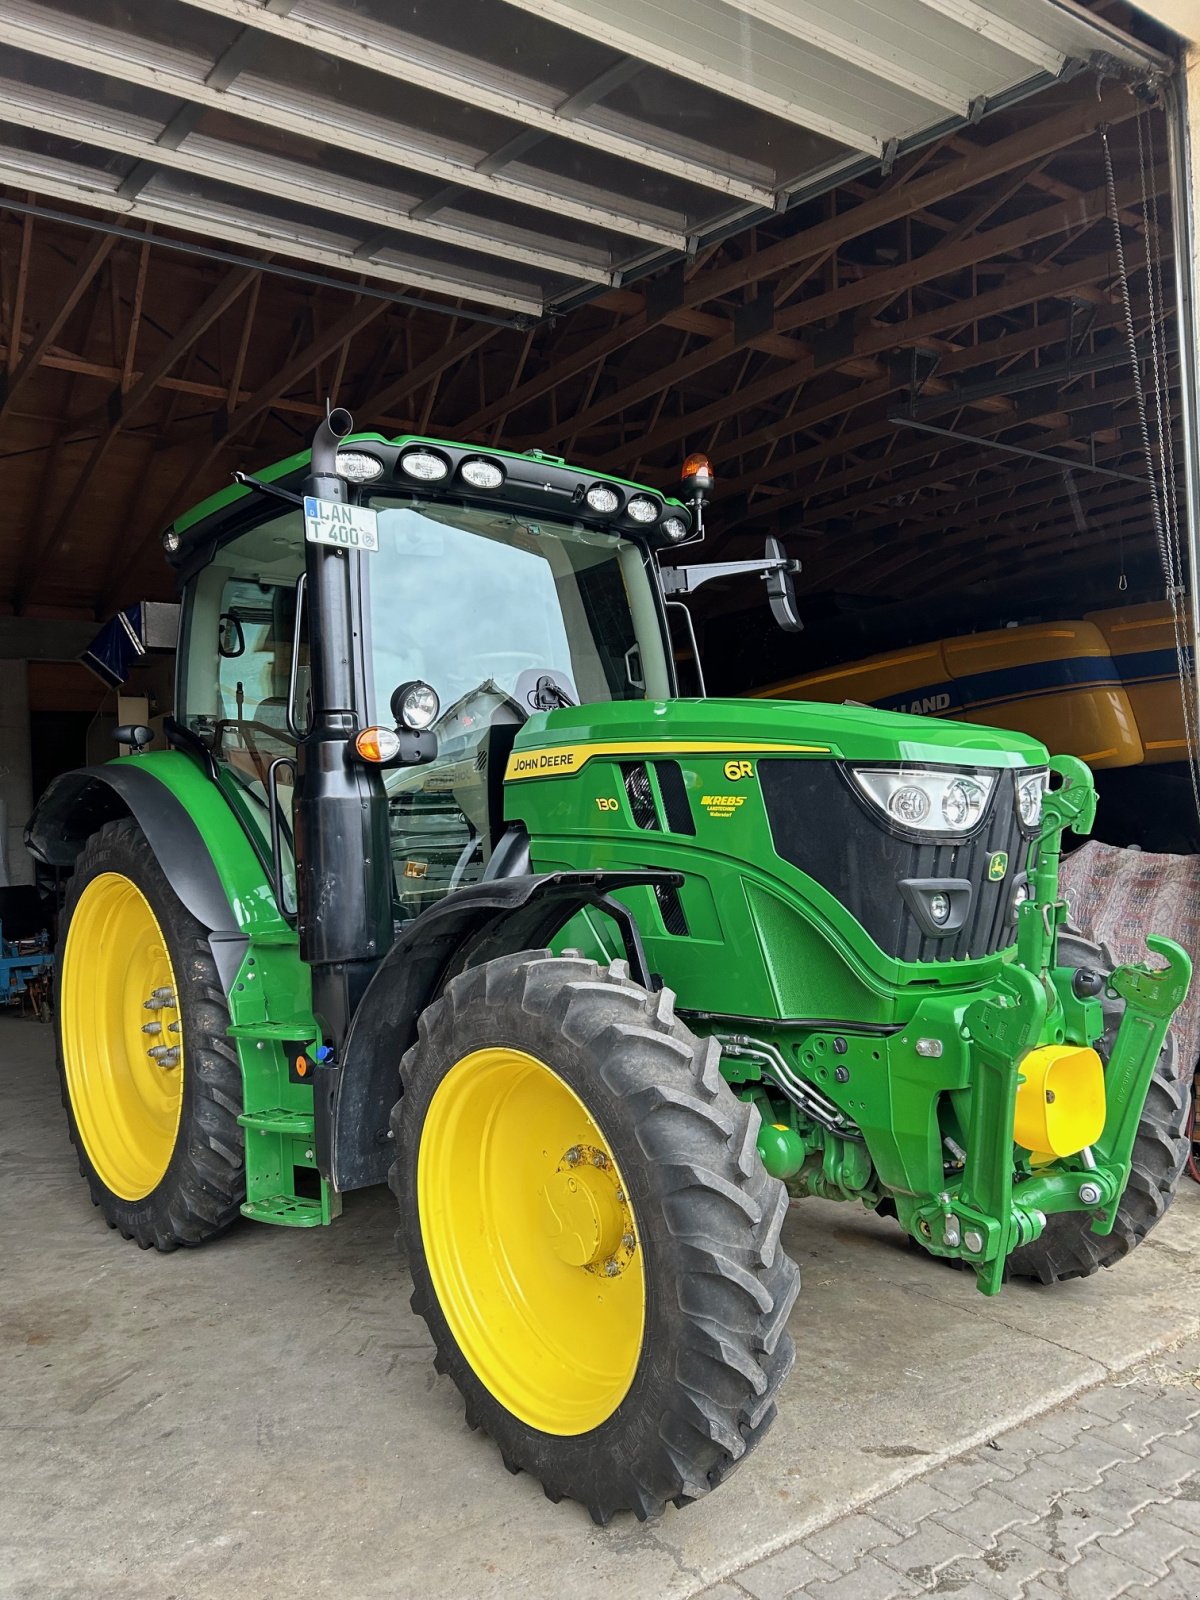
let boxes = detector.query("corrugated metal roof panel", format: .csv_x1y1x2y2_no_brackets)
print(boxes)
0,0,1170,317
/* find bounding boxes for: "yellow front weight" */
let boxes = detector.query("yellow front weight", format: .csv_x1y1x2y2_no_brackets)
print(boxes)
1014,1044,1106,1159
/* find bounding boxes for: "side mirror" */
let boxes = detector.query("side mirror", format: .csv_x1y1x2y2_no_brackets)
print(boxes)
113,724,154,753
764,536,802,633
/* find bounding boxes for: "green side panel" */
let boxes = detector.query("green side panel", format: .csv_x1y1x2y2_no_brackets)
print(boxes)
107,752,331,1228
505,697,1041,1006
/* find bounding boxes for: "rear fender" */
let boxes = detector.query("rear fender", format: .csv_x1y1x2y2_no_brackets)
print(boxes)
317,869,681,1192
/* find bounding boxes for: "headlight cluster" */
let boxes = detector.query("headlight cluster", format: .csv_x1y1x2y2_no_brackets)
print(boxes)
1016,769,1050,830
851,767,996,835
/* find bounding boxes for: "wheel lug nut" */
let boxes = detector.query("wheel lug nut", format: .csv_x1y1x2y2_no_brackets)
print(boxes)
621,1233,635,1251
142,1021,162,1035
565,1147,580,1166
592,1151,608,1169
603,1259,619,1277
615,1189,625,1203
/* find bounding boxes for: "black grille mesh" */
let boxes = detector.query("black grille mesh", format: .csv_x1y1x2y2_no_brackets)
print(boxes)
759,761,1027,962
654,881,690,936
621,762,659,830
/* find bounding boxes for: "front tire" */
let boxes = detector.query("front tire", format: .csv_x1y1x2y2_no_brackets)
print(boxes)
55,817,245,1250
391,952,799,1523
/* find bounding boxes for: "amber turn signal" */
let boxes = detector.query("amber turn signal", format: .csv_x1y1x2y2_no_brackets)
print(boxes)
354,725,402,763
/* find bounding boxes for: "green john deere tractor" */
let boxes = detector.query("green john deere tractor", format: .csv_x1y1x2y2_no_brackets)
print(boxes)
28,410,1193,1524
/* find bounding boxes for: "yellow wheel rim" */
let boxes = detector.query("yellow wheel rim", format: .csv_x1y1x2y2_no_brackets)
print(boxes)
418,1047,645,1436
60,873,185,1202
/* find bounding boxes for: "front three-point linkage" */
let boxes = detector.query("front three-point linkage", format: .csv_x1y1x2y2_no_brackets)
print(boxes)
927,757,1190,1294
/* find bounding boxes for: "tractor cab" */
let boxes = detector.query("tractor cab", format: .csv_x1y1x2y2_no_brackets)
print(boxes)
169,435,685,919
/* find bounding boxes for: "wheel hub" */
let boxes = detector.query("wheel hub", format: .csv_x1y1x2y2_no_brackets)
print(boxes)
541,1145,636,1273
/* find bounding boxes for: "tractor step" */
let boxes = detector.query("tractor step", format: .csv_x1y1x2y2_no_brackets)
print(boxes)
238,1107,315,1137
240,1194,326,1227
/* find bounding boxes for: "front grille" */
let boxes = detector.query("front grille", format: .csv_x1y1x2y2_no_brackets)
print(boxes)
759,761,1027,962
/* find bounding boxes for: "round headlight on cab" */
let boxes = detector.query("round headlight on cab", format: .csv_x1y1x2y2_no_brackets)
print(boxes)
391,679,440,731
626,495,659,524
400,448,450,482
460,457,504,490
661,515,688,541
336,449,385,483
162,529,181,554
586,484,620,514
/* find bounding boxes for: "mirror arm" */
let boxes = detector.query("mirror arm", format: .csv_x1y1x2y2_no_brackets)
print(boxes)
232,471,304,508
659,556,799,595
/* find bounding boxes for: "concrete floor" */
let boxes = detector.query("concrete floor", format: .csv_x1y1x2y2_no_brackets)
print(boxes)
2,1014,1199,1600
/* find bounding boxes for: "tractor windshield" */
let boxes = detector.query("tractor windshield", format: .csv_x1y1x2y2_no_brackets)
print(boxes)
363,499,670,722
365,499,670,914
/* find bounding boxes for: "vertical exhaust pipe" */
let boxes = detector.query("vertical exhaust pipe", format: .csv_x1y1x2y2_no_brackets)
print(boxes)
294,406,392,1045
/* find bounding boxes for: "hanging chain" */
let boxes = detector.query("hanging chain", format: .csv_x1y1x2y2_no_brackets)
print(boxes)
1136,108,1200,807
1100,116,1200,817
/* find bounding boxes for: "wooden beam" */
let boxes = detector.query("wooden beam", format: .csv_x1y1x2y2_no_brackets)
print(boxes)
469,87,1143,444
0,231,117,423
600,243,1156,474
6,207,33,377
362,321,502,422
100,294,392,610
121,234,152,394
16,266,259,602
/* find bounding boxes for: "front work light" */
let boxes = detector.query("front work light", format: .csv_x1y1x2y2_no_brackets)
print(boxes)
626,495,659,524
586,484,620,514
336,450,385,483
460,457,504,490
392,679,440,731
661,516,688,541
400,448,450,482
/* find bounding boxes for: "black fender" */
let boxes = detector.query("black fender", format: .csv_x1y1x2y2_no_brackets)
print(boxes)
25,766,248,991
315,868,682,1192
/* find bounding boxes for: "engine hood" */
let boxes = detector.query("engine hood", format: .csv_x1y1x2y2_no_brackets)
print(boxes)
508,696,1049,773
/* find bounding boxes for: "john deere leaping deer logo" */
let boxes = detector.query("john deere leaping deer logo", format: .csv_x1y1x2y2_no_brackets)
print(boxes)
988,851,1009,881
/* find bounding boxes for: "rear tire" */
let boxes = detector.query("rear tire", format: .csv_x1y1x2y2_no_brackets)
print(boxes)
391,951,799,1523
1005,934,1190,1284
55,817,245,1251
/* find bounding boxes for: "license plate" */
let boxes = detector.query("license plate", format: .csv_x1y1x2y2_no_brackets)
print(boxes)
303,496,379,552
